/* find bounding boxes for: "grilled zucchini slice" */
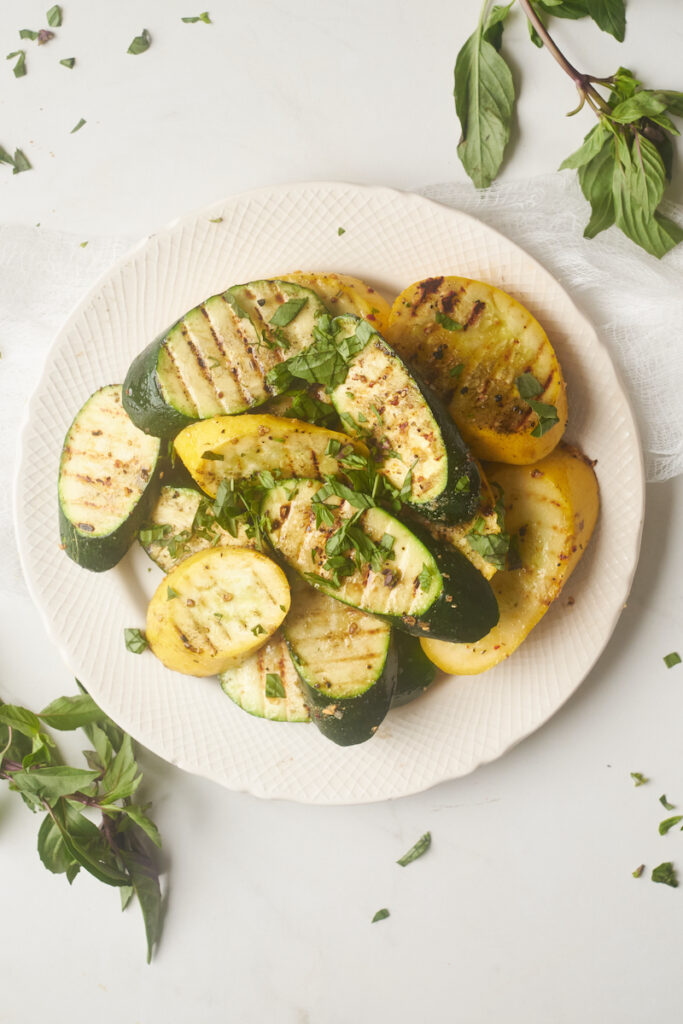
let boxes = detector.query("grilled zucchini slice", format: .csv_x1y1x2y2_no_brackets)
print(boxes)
390,631,438,708
279,271,391,334
262,478,442,624
146,547,290,677
139,485,254,572
123,281,326,438
421,444,598,674
284,578,395,746
385,276,568,464
173,414,367,499
58,384,161,572
329,315,480,523
219,632,309,722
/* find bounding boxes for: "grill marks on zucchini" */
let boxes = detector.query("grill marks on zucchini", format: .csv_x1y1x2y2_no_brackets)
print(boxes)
262,479,442,621
220,631,310,722
123,281,327,437
58,384,161,571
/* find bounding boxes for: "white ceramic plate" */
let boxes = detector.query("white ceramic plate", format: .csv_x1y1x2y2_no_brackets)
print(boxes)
15,182,644,804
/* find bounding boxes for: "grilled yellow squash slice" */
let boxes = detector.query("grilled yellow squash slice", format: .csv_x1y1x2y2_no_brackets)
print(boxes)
146,547,290,677
280,271,391,334
385,276,568,464
173,414,367,499
420,443,598,674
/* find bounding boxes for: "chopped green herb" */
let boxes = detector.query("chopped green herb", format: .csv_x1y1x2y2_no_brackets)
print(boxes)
139,523,170,545
19,30,39,40
515,374,559,437
371,908,390,923
664,652,681,669
207,357,221,369
515,373,543,400
10,149,31,174
660,795,676,811
266,314,373,393
265,673,285,699
270,297,308,328
466,520,510,571
201,450,223,461
59,56,75,68
357,412,368,423
370,404,383,423
214,612,223,621
398,459,418,502
454,474,470,493
397,832,431,867
80,241,88,248
659,816,683,835
251,624,266,636
417,564,435,591
631,772,649,786
209,216,223,223
435,310,463,331
449,363,464,378
632,864,645,878
127,29,151,55
326,438,342,457
124,628,148,654
651,862,678,887
337,226,346,236
70,118,86,134
46,5,63,27
7,50,27,78
182,12,212,23
166,587,179,601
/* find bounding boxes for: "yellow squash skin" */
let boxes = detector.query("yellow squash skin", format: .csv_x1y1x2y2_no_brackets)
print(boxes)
173,414,367,499
385,276,568,464
146,547,290,677
420,443,599,675
280,271,391,334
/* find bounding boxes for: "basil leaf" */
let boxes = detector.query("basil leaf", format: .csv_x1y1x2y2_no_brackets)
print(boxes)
559,123,609,170
372,908,390,923
585,0,625,41
453,19,515,189
124,628,148,654
337,226,346,236
397,831,431,867
529,399,560,437
659,816,683,835
11,148,31,174
515,372,543,399
651,861,678,887
630,771,648,786
467,527,510,571
124,805,162,848
70,118,86,134
578,135,616,238
483,3,514,51
101,734,140,803
435,310,464,331
127,29,151,55
20,30,39,40
119,848,162,963
535,0,589,17
7,50,27,78
659,91,683,118
660,795,676,810
0,705,42,738
0,146,14,165
609,66,641,104
37,815,76,875
417,564,435,591
612,134,683,258
59,56,75,68
38,693,102,731
269,297,308,327
181,12,212,23
46,5,63,27
285,390,338,428
10,765,100,801
265,673,285,699
663,652,681,668
610,91,668,124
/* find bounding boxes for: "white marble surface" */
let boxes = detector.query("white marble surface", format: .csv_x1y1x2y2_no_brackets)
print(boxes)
2,1,682,1021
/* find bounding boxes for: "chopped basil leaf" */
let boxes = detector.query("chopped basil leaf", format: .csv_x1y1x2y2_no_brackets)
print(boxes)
515,374,559,437
11,149,31,174
449,363,464,378
651,861,678,887
0,146,14,166
59,56,75,68
80,241,88,248
265,673,285,699
466,521,510,571
630,771,649,786
337,226,346,236
124,628,148,654
435,310,463,331
70,118,86,134
659,815,683,835
251,624,266,636
370,403,383,423
515,373,543,400
397,831,431,867
284,390,337,428
398,459,418,502
325,438,342,457
454,474,470,493
664,651,681,668
139,523,170,545
257,470,277,490
265,314,373,392
7,50,27,78
127,29,151,55
201,450,223,461
182,12,212,23
660,795,676,810
371,908,390,923
632,864,645,878
166,587,179,600
19,30,39,40
209,216,223,223
269,297,308,328
417,564,434,591
46,5,63,27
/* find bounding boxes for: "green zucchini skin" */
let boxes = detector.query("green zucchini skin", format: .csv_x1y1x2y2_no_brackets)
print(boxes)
329,315,480,524
58,385,162,572
390,632,438,708
283,582,396,746
123,327,198,438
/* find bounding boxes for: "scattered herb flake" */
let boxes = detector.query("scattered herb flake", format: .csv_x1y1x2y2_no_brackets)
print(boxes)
166,587,179,601
270,297,308,328
397,831,431,867
80,241,88,248
11,148,31,174
449,363,464,378
632,864,645,878
59,56,75,68
454,474,470,493
7,50,27,78
664,652,681,669
372,908,390,923
201,450,223,461
660,795,676,811
631,772,649,786
337,226,346,236
46,5,63,27
265,673,285,699
209,216,223,223
19,30,39,41
659,816,683,835
251,624,266,636
124,628,148,654
435,310,464,331
417,564,435,591
516,373,543,400
651,861,678,887
70,118,86,134
182,12,212,22
127,29,151,55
